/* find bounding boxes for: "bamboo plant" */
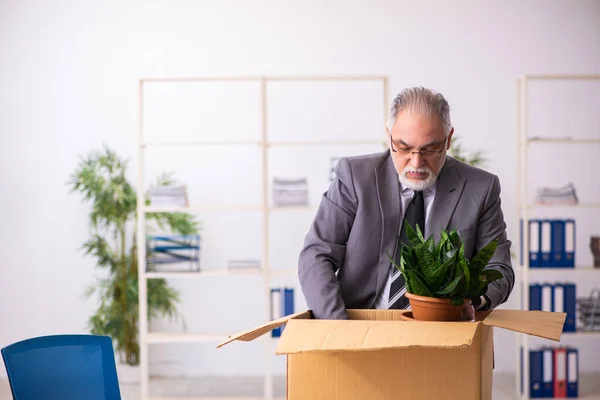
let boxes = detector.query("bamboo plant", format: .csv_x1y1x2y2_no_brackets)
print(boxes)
68,144,199,365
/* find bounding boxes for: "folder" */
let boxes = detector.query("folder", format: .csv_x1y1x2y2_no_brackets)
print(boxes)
541,220,552,267
529,349,544,398
554,347,567,397
270,288,282,337
284,287,295,316
281,287,295,334
551,219,566,267
542,347,555,398
529,219,541,267
564,219,575,268
529,283,542,311
563,283,577,332
541,283,554,312
566,347,579,398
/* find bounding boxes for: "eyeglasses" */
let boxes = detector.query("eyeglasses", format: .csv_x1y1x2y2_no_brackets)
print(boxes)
390,137,447,158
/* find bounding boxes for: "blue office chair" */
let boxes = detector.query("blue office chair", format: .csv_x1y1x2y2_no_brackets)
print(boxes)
1,334,122,400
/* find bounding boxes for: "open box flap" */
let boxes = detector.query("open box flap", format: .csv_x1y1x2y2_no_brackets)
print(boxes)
217,310,312,348
275,318,479,354
482,310,566,341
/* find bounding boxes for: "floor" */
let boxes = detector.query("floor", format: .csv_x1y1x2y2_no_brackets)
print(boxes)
2,373,600,399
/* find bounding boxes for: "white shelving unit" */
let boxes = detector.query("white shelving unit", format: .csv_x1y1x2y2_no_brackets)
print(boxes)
136,75,389,400
515,74,600,399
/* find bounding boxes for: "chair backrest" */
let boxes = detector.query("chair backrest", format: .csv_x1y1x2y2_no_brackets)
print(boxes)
1,334,122,400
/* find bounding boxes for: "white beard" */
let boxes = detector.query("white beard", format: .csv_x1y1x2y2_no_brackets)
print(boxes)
399,166,438,191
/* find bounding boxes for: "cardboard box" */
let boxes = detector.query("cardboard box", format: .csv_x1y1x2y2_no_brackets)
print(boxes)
218,309,566,400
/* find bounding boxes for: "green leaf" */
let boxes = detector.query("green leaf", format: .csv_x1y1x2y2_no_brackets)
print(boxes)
459,244,470,289
470,238,499,273
435,272,464,296
405,223,423,246
404,270,435,297
415,243,438,284
428,256,455,288
481,268,504,284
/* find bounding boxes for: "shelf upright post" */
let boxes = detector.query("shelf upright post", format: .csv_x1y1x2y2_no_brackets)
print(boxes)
137,78,150,400
261,76,273,400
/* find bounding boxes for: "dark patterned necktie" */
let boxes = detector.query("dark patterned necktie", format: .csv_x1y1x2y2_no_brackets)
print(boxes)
388,190,425,309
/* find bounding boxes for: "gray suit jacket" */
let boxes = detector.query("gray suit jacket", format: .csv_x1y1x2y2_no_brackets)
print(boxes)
298,151,515,320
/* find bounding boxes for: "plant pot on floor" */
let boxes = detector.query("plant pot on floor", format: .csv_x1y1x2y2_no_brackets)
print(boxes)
405,293,466,321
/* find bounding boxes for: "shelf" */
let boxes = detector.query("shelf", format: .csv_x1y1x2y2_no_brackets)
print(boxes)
267,140,383,146
270,205,318,212
146,332,228,344
142,205,319,213
523,203,600,209
142,139,384,147
142,206,263,213
142,140,263,147
521,266,600,272
144,268,296,279
523,137,600,144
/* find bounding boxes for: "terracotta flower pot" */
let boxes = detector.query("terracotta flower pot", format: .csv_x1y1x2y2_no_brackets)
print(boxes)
405,293,466,321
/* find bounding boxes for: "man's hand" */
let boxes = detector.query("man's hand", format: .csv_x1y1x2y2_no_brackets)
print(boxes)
463,301,476,322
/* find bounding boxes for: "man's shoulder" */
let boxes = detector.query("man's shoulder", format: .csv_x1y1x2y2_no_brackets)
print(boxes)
445,156,496,181
341,150,390,173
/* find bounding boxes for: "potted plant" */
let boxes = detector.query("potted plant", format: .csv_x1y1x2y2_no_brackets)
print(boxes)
389,224,503,321
68,145,199,381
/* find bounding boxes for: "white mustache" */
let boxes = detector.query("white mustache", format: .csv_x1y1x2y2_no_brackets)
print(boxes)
404,167,431,175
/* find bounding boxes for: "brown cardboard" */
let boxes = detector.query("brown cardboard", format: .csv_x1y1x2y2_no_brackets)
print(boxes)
218,309,567,400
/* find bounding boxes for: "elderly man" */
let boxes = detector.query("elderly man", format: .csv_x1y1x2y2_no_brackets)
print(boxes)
298,86,514,320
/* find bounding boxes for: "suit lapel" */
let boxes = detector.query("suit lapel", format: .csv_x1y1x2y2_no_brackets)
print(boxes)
426,157,466,241
374,154,401,303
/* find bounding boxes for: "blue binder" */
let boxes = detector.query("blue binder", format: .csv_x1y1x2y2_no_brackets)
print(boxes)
566,347,579,397
529,349,544,398
550,219,566,267
270,288,282,337
540,219,552,267
529,283,542,311
541,347,554,398
563,283,577,332
526,219,542,267
564,219,576,268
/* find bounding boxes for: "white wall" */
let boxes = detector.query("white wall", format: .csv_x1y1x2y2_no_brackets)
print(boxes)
2,0,600,380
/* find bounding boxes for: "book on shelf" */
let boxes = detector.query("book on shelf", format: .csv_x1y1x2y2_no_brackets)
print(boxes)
270,287,295,338
529,282,576,332
521,345,578,398
520,218,575,268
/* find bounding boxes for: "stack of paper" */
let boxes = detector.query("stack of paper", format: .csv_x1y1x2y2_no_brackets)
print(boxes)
272,177,309,206
533,183,578,205
148,184,188,207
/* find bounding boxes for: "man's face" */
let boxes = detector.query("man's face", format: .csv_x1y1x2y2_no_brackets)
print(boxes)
386,110,453,191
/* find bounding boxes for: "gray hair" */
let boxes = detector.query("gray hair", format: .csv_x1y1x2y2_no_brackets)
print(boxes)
386,87,452,135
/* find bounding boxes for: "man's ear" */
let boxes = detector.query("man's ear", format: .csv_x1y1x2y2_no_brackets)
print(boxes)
446,128,455,149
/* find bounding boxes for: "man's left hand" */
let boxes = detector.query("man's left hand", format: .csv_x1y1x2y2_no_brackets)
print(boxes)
463,301,476,322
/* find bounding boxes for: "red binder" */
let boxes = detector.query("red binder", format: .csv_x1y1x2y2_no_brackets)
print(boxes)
554,347,567,397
